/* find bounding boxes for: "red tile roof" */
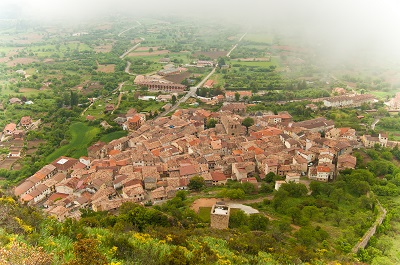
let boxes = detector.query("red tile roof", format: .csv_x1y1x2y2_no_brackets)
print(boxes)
317,166,331,173
129,115,141,123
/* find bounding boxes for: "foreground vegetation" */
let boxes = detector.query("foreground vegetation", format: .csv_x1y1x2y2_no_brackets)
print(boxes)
1,144,400,264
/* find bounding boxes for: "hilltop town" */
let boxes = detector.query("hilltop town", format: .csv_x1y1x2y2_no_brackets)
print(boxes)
13,101,394,221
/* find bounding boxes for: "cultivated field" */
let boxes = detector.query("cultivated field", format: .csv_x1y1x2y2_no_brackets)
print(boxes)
94,44,113,53
193,51,227,59
97,64,115,73
128,50,169,57
6,58,38,67
164,72,191,84
45,122,100,162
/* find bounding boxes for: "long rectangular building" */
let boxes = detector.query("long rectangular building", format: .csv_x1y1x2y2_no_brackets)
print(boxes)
323,94,375,108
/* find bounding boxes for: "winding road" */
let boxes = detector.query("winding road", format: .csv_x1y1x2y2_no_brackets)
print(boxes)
159,67,217,117
82,23,144,117
118,21,142,37
159,32,247,117
371,118,380,130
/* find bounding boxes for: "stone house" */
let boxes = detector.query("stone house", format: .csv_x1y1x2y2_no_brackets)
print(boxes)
361,133,388,148
210,203,230,230
231,162,255,181
122,184,145,202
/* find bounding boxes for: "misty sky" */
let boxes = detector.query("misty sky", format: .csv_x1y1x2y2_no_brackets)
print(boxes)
1,0,400,61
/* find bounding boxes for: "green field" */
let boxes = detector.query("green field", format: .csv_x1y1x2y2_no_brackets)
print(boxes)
231,57,280,68
370,90,396,100
243,33,273,43
46,122,100,162
100,130,128,143
85,96,119,119
26,42,93,58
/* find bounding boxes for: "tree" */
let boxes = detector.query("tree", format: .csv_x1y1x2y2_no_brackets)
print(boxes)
265,172,276,183
242,117,254,135
172,94,177,104
188,176,205,191
70,91,79,106
280,182,308,197
175,190,187,201
302,206,319,220
295,226,317,247
66,237,108,265
229,209,248,228
259,183,273,194
218,57,226,68
332,211,345,227
235,92,240,101
241,182,256,194
249,214,269,231
288,206,303,224
218,188,245,200
149,47,154,53
206,118,217,129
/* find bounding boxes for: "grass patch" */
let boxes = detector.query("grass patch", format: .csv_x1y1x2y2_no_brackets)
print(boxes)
100,130,128,143
198,207,212,222
142,102,165,112
46,122,100,162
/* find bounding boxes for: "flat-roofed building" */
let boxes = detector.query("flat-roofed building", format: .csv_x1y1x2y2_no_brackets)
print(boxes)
210,203,230,229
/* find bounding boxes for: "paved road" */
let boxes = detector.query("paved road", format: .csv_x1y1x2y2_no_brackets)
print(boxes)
119,42,141,59
118,21,141,37
226,32,247,57
371,118,380,130
226,203,259,214
81,102,94,117
124,61,131,74
159,67,216,117
159,32,246,117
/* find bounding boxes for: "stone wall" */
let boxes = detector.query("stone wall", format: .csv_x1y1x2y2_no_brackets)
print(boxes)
352,202,387,253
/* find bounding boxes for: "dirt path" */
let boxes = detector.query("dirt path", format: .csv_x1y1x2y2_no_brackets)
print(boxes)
190,195,273,214
111,82,125,115
190,198,220,213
